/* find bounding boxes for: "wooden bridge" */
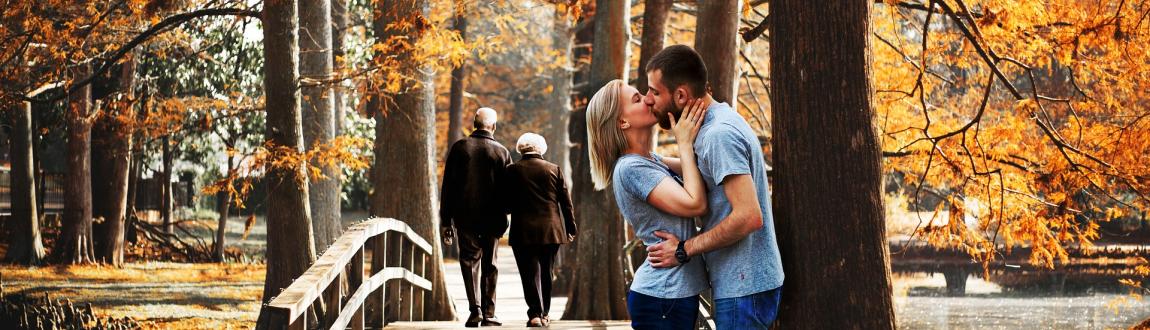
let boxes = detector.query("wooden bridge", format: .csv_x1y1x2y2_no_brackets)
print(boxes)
263,218,630,329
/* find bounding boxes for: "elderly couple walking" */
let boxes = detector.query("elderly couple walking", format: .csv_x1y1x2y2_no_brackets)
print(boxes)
439,107,575,328
439,45,784,329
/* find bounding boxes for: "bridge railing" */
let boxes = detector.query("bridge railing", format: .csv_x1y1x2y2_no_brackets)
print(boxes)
267,217,434,329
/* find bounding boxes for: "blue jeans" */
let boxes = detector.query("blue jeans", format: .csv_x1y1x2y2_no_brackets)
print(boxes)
626,290,699,330
713,286,782,330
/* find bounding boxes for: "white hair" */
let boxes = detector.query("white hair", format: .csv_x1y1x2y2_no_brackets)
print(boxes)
474,107,498,130
516,133,548,155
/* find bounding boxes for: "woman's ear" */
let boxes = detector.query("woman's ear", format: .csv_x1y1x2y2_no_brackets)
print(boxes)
619,120,631,130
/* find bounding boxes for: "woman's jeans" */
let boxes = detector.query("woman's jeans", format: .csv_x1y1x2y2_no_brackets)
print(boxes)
713,285,782,329
626,290,699,330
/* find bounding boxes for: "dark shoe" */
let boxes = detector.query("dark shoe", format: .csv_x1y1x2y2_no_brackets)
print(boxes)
481,316,502,326
527,317,543,327
465,313,482,327
541,316,551,327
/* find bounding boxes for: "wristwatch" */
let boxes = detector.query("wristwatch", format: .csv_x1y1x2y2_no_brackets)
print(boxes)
675,240,691,264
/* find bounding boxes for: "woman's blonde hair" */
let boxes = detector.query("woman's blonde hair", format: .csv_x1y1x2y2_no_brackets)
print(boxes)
586,79,628,191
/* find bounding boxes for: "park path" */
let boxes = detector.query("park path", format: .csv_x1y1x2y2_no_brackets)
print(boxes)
389,243,630,329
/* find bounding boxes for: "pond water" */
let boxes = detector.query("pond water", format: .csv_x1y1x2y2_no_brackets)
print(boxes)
894,274,1150,329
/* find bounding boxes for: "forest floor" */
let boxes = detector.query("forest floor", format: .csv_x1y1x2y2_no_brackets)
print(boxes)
0,210,280,329
1,262,264,329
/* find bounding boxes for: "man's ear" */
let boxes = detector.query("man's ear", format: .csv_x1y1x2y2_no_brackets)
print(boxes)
674,86,691,108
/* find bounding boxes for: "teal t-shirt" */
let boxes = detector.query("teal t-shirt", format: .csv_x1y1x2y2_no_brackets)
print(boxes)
695,102,785,299
612,154,709,299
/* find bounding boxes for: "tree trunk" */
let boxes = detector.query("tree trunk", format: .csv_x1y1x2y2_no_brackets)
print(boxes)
161,135,173,234
301,0,341,253
53,62,95,265
4,101,44,265
562,0,630,320
370,0,457,321
92,56,136,266
547,10,574,190
636,0,670,94
554,0,595,300
694,0,741,105
446,7,467,153
769,0,896,328
331,0,348,136
214,156,235,262
256,0,318,327
125,111,145,245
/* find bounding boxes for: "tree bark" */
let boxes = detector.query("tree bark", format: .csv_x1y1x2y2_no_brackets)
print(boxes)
445,11,467,154
553,3,596,295
256,0,318,327
370,0,457,320
694,0,741,105
214,155,235,262
53,62,95,265
562,0,630,320
331,0,348,136
546,10,574,190
301,0,341,253
161,135,173,234
4,101,44,265
92,56,136,266
769,0,896,328
636,0,670,94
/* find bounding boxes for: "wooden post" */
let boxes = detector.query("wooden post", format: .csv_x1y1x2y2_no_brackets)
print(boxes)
287,309,307,330
369,233,387,327
386,231,403,322
350,246,365,330
400,239,413,321
414,249,426,321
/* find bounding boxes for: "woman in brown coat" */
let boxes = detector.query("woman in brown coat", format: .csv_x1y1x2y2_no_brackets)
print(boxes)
503,133,577,327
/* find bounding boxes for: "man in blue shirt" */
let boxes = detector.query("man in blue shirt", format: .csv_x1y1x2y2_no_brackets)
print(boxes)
642,45,785,329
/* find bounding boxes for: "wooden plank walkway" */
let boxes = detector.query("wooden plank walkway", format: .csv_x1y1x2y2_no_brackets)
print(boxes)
386,243,632,328
385,320,631,329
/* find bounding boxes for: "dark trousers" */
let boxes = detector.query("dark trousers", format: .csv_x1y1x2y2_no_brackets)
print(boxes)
626,291,699,330
512,244,560,319
458,230,500,317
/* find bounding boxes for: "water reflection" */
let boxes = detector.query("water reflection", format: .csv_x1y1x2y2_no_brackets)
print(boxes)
893,274,1150,329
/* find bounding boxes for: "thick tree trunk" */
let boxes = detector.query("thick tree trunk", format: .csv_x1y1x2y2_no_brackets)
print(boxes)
301,0,341,253
53,63,95,265
4,101,44,265
370,0,457,321
636,0,670,94
256,0,318,327
331,0,348,136
92,56,135,266
546,11,573,189
554,5,598,294
446,8,467,152
769,0,896,328
562,0,630,320
694,0,741,105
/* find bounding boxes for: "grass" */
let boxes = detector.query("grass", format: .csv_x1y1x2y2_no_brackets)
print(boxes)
2,262,265,329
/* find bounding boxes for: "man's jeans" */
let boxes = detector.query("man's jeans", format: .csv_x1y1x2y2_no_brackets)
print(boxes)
626,290,699,330
713,285,782,329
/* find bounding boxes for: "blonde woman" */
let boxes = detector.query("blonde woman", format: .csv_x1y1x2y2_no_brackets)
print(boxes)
586,79,709,329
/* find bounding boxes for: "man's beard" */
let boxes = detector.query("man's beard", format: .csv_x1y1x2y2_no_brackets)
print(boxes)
656,104,683,130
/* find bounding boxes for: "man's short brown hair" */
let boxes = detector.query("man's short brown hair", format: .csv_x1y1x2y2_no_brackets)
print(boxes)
644,45,708,97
